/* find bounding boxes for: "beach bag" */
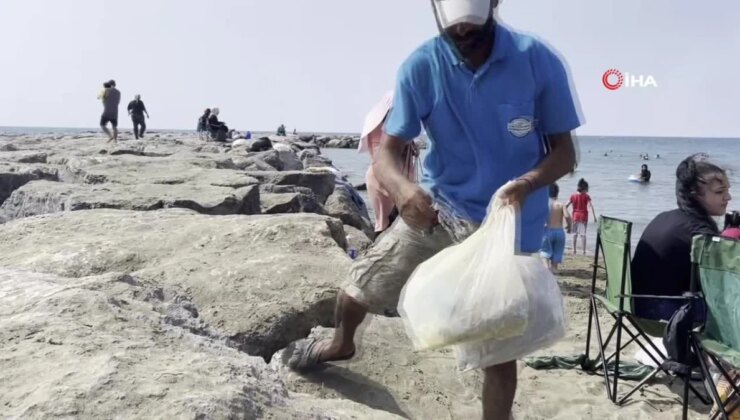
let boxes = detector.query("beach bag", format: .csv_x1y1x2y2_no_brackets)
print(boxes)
662,297,700,375
398,194,530,351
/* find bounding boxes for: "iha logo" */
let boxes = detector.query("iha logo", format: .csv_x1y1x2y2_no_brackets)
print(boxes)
602,69,658,90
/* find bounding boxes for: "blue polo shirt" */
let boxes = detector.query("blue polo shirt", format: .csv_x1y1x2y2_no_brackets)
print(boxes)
384,24,581,252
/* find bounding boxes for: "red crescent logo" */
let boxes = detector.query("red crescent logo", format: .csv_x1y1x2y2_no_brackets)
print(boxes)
602,69,624,90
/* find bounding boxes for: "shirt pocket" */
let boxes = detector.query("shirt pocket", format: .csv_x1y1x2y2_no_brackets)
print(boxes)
496,102,544,161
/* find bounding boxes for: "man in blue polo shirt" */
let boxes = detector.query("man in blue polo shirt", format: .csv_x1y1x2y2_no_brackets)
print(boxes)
285,1,579,417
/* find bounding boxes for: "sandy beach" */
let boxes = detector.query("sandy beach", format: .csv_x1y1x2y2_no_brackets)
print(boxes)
273,253,712,420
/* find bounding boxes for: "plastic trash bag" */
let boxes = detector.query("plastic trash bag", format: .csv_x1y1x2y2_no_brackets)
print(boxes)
398,194,530,351
454,250,567,370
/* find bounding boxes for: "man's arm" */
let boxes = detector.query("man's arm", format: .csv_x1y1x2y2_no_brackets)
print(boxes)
374,134,413,201
374,133,436,230
144,103,149,118
519,133,576,192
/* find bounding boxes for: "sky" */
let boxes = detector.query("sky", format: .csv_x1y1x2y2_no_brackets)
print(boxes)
0,0,739,138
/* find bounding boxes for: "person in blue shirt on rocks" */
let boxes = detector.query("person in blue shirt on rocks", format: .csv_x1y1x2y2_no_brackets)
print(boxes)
284,1,580,418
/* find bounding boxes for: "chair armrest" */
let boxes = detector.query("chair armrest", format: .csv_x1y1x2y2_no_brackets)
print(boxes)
618,293,702,300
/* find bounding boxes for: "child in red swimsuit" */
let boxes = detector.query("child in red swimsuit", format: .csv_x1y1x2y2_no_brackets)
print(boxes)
566,178,597,255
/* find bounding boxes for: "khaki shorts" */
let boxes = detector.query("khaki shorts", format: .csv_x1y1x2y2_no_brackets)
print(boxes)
343,219,455,315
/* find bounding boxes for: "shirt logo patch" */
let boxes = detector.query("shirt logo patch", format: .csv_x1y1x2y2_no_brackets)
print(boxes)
507,117,536,138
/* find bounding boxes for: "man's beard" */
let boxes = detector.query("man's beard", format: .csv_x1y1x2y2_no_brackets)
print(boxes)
445,17,495,58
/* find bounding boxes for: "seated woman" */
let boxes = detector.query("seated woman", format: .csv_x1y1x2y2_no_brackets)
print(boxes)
631,154,732,320
207,108,229,140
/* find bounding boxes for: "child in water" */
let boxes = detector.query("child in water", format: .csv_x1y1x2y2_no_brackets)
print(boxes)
566,178,597,255
541,183,572,272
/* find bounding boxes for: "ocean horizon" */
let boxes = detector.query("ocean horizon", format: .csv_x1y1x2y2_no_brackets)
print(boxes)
2,126,739,142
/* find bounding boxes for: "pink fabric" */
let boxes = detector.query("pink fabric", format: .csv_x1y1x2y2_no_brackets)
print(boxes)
722,227,740,240
364,125,417,232
358,91,394,154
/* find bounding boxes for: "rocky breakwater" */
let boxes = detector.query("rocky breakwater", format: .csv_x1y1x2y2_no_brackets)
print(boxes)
0,132,391,418
0,132,483,419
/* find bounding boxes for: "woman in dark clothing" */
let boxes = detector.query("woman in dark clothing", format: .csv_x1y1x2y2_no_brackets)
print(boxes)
207,107,229,140
631,154,732,320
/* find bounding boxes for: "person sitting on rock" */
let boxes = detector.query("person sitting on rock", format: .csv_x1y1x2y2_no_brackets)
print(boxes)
197,108,211,139
208,108,229,141
276,124,286,136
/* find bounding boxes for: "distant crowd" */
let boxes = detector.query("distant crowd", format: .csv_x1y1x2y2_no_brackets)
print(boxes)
96,81,296,144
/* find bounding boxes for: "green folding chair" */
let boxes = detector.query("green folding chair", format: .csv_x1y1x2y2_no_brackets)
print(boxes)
690,234,740,420
585,216,708,410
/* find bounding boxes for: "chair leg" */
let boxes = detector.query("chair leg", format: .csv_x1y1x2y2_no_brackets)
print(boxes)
593,323,619,371
619,322,710,404
612,312,624,404
618,366,661,405
592,296,614,402
693,338,729,420
586,297,594,361
683,373,691,420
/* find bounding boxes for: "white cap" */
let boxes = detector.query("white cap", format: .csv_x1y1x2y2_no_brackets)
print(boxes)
432,0,493,29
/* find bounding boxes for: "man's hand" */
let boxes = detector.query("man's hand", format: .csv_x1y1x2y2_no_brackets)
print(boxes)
396,184,437,231
497,179,532,208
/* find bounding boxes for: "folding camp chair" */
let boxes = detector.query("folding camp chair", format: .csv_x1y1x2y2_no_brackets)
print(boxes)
690,235,740,420
584,216,708,412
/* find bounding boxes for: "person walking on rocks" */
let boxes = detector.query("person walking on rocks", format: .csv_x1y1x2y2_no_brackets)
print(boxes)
283,1,581,419
127,94,149,139
99,79,121,143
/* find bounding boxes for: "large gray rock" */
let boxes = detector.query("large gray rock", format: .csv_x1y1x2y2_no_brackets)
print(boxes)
0,163,59,205
0,210,350,361
343,224,374,253
0,180,261,221
260,183,315,197
276,150,304,171
323,137,360,149
59,155,259,188
260,192,325,215
230,149,303,172
0,269,398,419
324,184,374,238
0,151,48,163
245,170,336,203
325,138,346,148
299,149,334,169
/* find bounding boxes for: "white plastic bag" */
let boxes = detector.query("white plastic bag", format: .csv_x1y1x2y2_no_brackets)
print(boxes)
454,255,567,370
398,195,530,351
